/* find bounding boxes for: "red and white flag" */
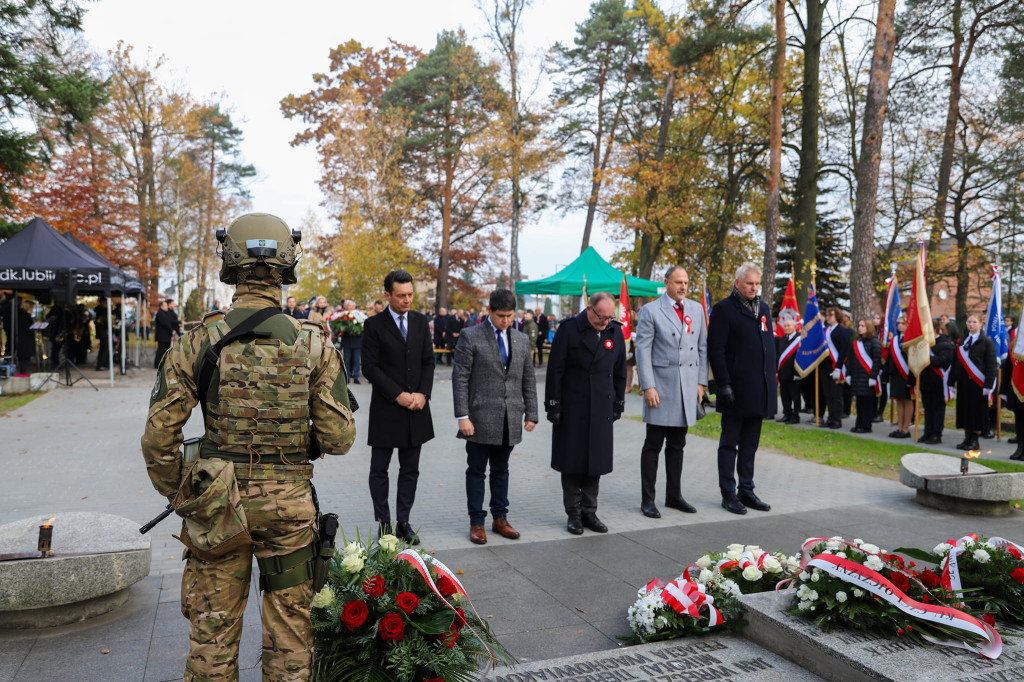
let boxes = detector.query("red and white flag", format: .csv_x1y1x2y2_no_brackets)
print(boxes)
775,273,801,337
903,241,935,376
618,274,631,340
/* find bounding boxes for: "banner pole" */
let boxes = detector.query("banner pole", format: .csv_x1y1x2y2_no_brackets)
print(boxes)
997,370,1003,441
815,366,820,427
915,372,921,442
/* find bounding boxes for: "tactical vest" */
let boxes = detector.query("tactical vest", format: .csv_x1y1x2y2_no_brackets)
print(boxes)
202,314,322,460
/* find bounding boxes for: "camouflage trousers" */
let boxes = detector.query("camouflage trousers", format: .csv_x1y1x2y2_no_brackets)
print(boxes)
181,473,316,682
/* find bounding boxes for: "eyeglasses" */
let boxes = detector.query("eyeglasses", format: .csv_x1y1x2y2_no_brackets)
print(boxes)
589,308,614,322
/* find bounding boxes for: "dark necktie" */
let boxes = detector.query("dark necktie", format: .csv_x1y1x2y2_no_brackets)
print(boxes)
398,315,407,341
497,328,508,366
964,336,973,351
675,301,684,324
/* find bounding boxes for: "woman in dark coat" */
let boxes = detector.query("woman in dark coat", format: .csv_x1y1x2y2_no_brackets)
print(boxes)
886,316,915,438
918,321,954,445
1002,330,1024,460
844,319,882,433
545,295,626,535
953,314,999,451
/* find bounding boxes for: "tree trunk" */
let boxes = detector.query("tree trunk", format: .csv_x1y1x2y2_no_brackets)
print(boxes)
794,0,825,308
849,0,897,322
437,152,454,312
763,0,785,303
637,72,676,280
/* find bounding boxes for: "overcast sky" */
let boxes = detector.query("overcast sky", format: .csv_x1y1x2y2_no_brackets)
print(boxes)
81,0,627,283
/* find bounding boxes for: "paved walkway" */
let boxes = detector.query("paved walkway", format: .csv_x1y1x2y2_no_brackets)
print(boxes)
1,363,1021,680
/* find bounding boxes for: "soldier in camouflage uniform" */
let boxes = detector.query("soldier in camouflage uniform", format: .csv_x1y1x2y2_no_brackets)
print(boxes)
141,213,355,681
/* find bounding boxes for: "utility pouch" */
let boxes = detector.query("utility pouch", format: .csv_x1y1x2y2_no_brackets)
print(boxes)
173,458,251,561
313,512,339,591
182,437,201,463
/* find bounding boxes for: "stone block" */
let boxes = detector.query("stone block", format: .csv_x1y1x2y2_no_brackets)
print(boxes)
740,590,1024,681
899,452,1024,515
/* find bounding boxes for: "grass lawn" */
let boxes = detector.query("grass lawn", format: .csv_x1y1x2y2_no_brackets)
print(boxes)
629,412,1024,484
0,391,41,417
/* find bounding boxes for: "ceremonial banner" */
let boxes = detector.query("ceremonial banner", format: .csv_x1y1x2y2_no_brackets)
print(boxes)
618,274,631,340
579,278,588,314
984,265,1008,361
701,281,711,331
881,275,901,362
794,283,829,377
775,274,801,337
903,242,935,376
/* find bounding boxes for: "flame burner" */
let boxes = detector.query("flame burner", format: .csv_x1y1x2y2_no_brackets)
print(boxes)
961,451,981,475
37,517,55,557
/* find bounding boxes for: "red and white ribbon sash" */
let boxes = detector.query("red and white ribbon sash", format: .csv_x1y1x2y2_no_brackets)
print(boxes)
717,549,769,573
853,340,881,395
958,345,986,388
807,553,1001,659
778,335,799,372
940,534,1024,598
891,335,910,381
932,366,954,402
826,325,839,366
659,577,722,627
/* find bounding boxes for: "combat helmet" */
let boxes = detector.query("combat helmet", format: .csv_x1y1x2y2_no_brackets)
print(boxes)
217,213,301,285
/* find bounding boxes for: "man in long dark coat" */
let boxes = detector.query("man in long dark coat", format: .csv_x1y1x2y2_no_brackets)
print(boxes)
545,291,626,535
708,263,777,515
362,269,435,544
951,314,998,451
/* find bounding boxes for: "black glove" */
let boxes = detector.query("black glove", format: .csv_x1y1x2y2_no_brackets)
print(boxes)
613,412,621,422
547,411,561,426
718,384,735,409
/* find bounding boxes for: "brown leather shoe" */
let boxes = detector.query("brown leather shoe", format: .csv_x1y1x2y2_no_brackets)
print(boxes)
492,517,520,540
469,524,487,545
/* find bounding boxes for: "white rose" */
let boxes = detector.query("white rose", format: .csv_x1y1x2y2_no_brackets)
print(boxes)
859,543,880,555
798,600,813,610
378,534,399,552
786,556,802,573
311,586,334,609
727,543,745,553
699,568,714,583
836,591,848,603
762,556,783,573
973,549,991,564
826,540,842,551
342,541,364,558
807,590,818,601
696,555,713,569
835,551,847,559
852,538,864,545
864,555,885,571
725,550,741,561
745,545,763,555
853,588,864,598
742,565,764,581
341,553,365,574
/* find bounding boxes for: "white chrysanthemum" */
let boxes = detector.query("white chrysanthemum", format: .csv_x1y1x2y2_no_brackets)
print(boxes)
826,540,842,551
973,549,991,564
811,571,821,582
727,543,745,553
762,556,783,574
836,591,848,603
311,585,334,609
797,584,811,599
696,554,713,569
742,565,764,581
378,534,399,552
699,568,715,583
852,538,864,545
820,550,832,555
853,588,864,598
726,580,742,597
627,590,667,636
933,542,954,556
835,551,848,559
859,543,880,555
864,555,885,571
806,589,818,601
340,553,365,573
798,599,813,610
799,571,810,581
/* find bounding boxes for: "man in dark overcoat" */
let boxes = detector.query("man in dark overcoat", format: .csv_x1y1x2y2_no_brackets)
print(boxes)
919,320,953,445
708,262,777,515
154,299,177,368
545,291,627,535
444,308,463,366
361,269,435,544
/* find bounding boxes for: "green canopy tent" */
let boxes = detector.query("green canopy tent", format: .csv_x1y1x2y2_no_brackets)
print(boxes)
515,246,664,297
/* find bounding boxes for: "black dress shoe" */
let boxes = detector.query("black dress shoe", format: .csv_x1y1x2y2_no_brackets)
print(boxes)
981,429,995,439
850,426,868,433
352,377,361,384
721,495,747,515
640,501,661,518
738,492,771,512
955,439,971,451
872,415,884,423
581,512,607,533
828,421,842,429
806,417,820,424
566,516,584,535
395,521,421,546
376,521,393,539
1010,448,1024,461
786,416,800,424
1009,436,1018,444
665,497,697,513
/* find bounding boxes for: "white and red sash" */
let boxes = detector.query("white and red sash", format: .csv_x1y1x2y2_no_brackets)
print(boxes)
853,340,881,396
826,325,846,379
932,366,954,402
891,333,910,381
958,343,986,388
778,334,799,372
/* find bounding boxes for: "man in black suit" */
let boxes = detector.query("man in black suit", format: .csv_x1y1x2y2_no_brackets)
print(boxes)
708,262,776,515
444,309,463,366
361,270,435,545
154,299,177,368
822,308,853,429
535,307,549,366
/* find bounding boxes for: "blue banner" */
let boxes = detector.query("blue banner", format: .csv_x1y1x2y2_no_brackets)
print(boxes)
985,266,1008,361
795,283,830,377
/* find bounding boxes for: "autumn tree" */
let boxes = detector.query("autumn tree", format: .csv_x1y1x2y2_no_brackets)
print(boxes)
382,30,508,311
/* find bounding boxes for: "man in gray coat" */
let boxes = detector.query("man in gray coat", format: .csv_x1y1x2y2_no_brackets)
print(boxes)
634,265,708,518
453,289,538,545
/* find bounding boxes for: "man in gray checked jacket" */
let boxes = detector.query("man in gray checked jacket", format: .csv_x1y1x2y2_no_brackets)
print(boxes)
452,288,539,545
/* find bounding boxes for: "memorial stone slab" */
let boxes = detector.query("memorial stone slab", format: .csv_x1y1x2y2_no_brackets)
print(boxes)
900,452,1024,516
741,590,1024,682
490,633,822,682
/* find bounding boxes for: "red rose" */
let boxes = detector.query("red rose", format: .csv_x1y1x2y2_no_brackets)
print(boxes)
983,614,996,627
920,569,941,590
1007,546,1023,561
890,572,909,592
395,592,419,614
453,607,467,631
1011,568,1024,584
438,627,458,649
340,600,368,631
362,574,385,598
379,612,405,642
437,574,458,598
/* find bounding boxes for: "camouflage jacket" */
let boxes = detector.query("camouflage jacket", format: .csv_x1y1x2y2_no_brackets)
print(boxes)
140,284,355,498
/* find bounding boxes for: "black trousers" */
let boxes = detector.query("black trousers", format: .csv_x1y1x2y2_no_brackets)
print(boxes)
718,414,762,496
561,473,600,516
920,389,945,438
855,394,875,430
875,382,888,417
824,376,844,423
800,371,827,417
154,340,170,368
369,445,421,523
779,380,801,417
640,424,687,504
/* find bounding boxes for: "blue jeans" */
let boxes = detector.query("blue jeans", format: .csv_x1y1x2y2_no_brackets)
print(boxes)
465,441,513,525
342,342,361,380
